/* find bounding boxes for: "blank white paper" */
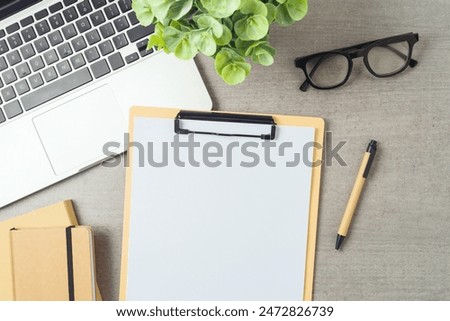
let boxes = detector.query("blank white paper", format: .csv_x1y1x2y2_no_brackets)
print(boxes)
126,117,315,300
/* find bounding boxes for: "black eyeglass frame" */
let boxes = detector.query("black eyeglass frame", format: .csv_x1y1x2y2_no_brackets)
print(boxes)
294,33,419,91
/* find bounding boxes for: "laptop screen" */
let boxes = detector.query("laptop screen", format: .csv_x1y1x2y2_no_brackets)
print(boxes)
0,0,41,20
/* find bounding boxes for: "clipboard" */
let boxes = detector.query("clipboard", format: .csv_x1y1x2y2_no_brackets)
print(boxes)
120,107,325,301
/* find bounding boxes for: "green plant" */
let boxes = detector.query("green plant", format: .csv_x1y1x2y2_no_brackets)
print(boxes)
132,0,308,85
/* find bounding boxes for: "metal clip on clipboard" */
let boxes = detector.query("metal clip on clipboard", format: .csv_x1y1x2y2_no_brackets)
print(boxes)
174,111,277,140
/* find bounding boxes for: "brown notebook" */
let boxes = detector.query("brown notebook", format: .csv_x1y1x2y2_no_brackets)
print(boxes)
10,226,96,301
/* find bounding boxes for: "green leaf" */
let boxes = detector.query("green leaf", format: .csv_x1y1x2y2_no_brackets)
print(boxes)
235,38,254,55
174,36,198,59
251,43,276,66
286,0,308,21
235,15,269,41
265,3,276,23
200,0,241,18
163,26,185,51
166,0,193,20
214,48,250,85
276,0,308,26
195,15,223,37
222,17,233,31
191,30,217,56
239,0,267,16
275,3,295,26
151,0,173,21
213,25,232,46
221,63,250,85
132,0,155,26
148,23,166,51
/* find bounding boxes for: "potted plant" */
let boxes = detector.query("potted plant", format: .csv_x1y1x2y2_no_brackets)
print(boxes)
132,0,308,85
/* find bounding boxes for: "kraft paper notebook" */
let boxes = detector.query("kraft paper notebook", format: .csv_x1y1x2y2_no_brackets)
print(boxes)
10,226,96,301
0,201,102,301
120,107,325,301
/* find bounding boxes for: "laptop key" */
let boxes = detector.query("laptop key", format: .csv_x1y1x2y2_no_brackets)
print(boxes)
21,68,93,111
104,3,120,20
48,30,63,46
0,109,5,124
72,36,87,52
57,43,73,58
49,3,64,14
28,74,44,89
86,29,101,45
16,62,31,78
108,52,124,71
62,24,78,40
92,0,107,9
6,50,22,66
136,39,153,57
63,6,79,22
15,80,30,95
30,56,45,72
1,86,16,102
118,0,132,13
84,47,100,62
70,53,86,69
3,100,23,119
56,60,72,76
98,40,113,56
77,1,93,16
7,33,23,49
20,44,36,59
49,13,64,29
63,0,77,6
113,33,128,50
100,22,115,39
34,37,50,53
113,16,129,32
43,49,59,65
0,39,9,54
20,16,35,28
91,59,110,78
0,57,7,72
125,52,139,64
128,11,139,26
35,9,49,21
35,20,51,36
43,66,58,82
127,24,155,43
21,27,37,42
90,10,106,27
2,69,17,85
6,23,20,34
76,17,92,33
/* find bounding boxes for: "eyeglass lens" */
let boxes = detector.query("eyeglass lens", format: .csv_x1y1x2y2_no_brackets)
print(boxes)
305,53,349,88
367,40,410,76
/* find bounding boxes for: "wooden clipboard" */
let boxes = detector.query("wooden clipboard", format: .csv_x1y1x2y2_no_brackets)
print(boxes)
120,107,325,301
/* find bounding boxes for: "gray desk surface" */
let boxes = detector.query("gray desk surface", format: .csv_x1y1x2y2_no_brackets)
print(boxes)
1,0,449,300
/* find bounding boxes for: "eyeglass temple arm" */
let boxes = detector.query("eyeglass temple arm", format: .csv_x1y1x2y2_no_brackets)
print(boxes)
380,44,418,67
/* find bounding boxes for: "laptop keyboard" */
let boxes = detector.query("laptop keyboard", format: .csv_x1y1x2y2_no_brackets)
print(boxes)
0,0,155,125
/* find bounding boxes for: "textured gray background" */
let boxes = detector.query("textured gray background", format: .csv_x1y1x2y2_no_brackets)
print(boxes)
1,0,449,300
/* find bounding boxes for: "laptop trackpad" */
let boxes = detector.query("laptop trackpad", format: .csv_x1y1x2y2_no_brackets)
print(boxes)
33,85,125,176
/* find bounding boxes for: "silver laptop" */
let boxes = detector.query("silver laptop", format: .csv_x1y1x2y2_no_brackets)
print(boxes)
0,0,212,208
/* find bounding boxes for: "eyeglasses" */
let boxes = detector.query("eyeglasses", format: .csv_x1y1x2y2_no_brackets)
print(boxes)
295,33,419,91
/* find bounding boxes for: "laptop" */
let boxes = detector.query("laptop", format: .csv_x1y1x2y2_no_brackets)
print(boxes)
0,0,212,208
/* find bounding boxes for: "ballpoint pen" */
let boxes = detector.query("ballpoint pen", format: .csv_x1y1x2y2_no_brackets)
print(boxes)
335,140,377,251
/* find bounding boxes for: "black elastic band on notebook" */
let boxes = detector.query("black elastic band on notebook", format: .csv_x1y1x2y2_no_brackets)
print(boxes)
65,226,75,301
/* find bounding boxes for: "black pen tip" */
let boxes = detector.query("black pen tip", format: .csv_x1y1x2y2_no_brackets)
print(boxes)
335,234,345,251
